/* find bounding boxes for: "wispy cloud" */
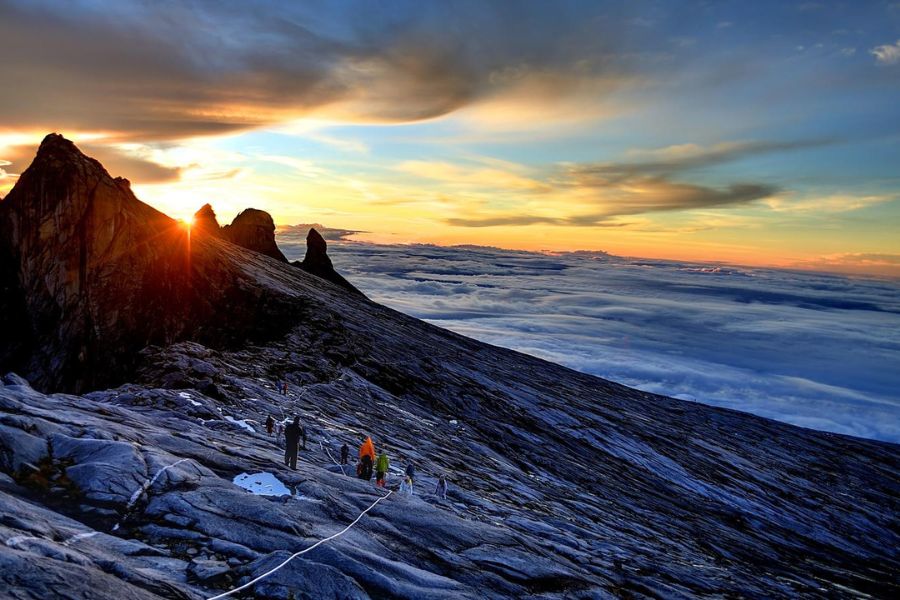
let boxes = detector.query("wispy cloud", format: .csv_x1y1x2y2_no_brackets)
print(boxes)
396,160,551,192
791,253,900,278
870,40,900,65
437,139,813,227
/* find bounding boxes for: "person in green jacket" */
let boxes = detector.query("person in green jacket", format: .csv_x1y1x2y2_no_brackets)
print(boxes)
375,452,390,488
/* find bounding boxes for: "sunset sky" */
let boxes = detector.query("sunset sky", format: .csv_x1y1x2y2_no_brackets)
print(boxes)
1,0,899,275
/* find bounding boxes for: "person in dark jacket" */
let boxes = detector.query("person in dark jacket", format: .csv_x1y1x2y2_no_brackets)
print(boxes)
340,443,349,465
265,415,275,436
434,474,448,500
284,416,303,470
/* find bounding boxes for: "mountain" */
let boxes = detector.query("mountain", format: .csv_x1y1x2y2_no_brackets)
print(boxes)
0,135,898,599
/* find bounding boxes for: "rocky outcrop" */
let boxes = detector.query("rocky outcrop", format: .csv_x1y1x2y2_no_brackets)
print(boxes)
295,228,364,296
221,209,287,262
0,134,300,392
192,203,221,237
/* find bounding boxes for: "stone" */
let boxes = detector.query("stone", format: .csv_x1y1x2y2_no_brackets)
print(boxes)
188,558,230,582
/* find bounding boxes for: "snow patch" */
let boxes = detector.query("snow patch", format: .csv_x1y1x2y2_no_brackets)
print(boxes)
224,416,255,433
178,391,201,406
232,472,292,497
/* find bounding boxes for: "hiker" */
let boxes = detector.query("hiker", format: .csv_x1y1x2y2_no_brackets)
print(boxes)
375,451,390,487
400,463,415,496
434,475,448,500
284,416,302,470
359,454,373,480
358,437,376,481
340,443,349,465
281,381,288,395
399,474,414,496
274,419,285,446
265,415,274,436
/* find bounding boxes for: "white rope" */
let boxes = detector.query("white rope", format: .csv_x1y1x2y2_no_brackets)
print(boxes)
113,457,193,531
322,441,348,476
206,490,392,600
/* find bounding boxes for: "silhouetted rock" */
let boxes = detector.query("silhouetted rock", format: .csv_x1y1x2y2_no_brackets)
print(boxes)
221,209,287,262
0,134,299,392
295,228,364,295
192,203,221,237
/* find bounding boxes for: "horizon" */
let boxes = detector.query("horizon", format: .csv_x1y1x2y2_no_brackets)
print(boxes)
1,0,898,276
286,223,900,281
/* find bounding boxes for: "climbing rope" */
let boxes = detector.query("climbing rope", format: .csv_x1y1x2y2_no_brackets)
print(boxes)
321,440,348,476
205,490,393,600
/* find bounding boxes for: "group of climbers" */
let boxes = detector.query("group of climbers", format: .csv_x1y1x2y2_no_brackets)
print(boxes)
348,436,444,498
262,406,448,498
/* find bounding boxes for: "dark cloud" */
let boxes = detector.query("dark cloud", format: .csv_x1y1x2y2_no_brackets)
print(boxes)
0,142,180,184
0,0,639,140
445,179,777,227
567,139,834,184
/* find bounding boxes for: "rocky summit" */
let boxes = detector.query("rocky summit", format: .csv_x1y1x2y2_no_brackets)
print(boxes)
221,209,288,263
0,135,898,600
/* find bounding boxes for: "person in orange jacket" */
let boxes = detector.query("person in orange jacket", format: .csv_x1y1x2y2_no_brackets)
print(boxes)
358,436,376,480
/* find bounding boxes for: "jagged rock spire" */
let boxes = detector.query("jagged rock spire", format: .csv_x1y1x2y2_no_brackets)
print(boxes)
297,228,364,296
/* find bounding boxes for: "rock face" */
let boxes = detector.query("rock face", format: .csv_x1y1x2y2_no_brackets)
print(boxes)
296,228,364,295
0,134,898,599
0,135,301,392
192,203,221,237
221,208,287,262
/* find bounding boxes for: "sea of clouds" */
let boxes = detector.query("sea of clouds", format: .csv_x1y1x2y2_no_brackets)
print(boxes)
278,231,900,444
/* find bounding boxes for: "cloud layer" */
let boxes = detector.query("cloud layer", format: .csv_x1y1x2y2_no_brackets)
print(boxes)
277,233,900,443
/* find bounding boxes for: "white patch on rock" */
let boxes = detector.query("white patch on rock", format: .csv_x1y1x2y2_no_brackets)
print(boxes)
232,472,292,497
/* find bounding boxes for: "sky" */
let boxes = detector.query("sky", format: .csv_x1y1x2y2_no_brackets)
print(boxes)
278,232,900,443
1,0,899,274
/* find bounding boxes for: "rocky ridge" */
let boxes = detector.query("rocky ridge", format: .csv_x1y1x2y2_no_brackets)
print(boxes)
0,135,898,599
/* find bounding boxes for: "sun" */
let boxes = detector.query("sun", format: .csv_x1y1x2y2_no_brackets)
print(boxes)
178,215,196,230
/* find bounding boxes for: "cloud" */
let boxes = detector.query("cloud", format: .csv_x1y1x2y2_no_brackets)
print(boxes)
273,236,900,443
445,181,776,227
870,40,900,65
791,253,900,278
764,193,896,213
0,1,649,141
396,160,551,192
571,139,831,183
436,139,796,227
